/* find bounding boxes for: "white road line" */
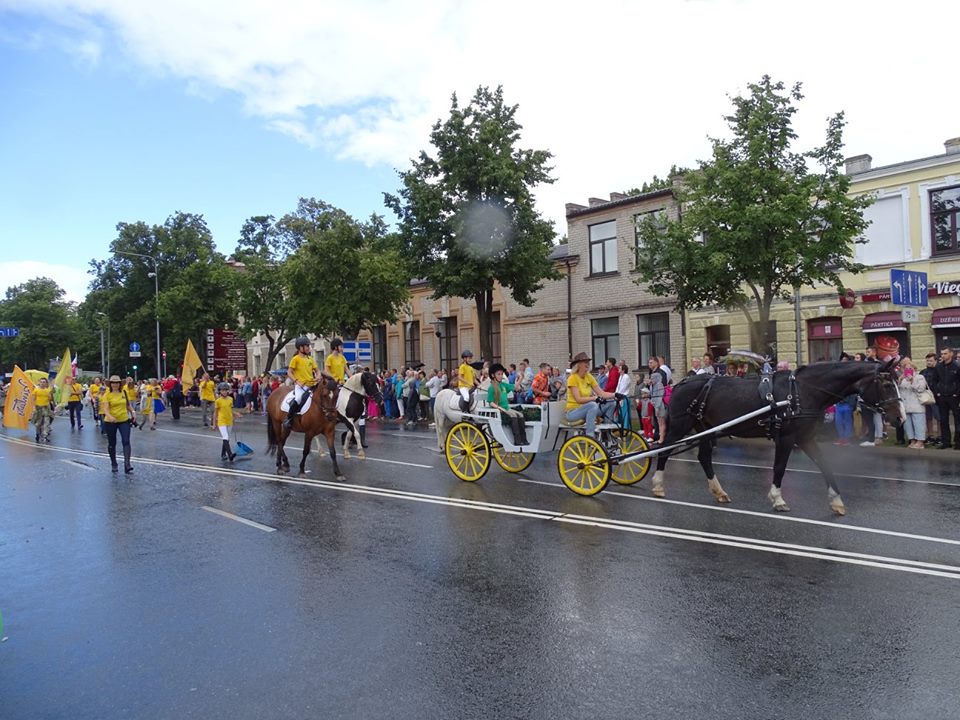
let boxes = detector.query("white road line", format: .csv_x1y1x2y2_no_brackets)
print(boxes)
201,506,276,532
5,434,960,576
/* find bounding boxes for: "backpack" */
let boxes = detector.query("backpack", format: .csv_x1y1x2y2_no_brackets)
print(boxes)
663,383,672,405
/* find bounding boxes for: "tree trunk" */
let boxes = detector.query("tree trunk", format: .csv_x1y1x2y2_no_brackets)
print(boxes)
474,286,494,362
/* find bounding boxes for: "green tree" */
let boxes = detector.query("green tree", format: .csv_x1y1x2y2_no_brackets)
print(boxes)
85,212,236,378
0,277,78,370
384,86,559,361
623,164,688,196
634,76,871,354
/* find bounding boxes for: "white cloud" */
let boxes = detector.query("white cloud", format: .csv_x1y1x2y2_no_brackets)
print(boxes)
3,0,957,233
0,261,92,304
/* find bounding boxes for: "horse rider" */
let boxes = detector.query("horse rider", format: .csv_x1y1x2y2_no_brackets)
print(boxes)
286,337,321,429
325,337,348,386
457,349,479,413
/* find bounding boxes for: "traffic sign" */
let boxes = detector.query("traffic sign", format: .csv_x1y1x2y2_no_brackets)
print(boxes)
129,351,142,357
901,308,920,323
0,327,19,338
890,269,928,307
130,342,141,352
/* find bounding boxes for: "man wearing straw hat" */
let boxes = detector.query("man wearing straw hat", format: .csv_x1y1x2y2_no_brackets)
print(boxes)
565,352,618,435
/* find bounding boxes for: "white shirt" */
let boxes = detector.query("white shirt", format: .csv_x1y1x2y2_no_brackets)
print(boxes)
426,375,442,398
615,373,632,396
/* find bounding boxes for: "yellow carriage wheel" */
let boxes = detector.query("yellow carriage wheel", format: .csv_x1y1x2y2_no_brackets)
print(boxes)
557,435,610,496
610,429,651,486
445,422,491,482
492,444,535,473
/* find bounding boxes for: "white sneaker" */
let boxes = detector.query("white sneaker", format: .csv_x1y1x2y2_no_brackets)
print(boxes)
859,440,874,447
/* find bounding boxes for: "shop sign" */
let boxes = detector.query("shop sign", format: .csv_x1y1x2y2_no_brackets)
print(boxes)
862,280,960,304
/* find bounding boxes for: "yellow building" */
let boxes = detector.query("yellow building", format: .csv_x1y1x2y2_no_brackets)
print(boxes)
686,138,960,366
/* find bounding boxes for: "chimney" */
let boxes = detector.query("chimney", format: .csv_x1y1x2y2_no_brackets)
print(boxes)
588,197,607,207
844,154,872,175
565,202,587,216
946,137,960,155
609,192,627,202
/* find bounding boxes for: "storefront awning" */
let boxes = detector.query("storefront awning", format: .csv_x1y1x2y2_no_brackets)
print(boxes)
931,307,960,329
862,311,906,332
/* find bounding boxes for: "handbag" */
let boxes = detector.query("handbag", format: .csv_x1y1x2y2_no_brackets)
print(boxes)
918,388,936,406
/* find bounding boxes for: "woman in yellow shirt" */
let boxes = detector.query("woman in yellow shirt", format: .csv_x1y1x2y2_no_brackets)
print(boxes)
31,377,55,443
67,377,84,430
212,383,236,461
138,379,163,430
199,373,217,428
100,375,134,473
565,352,617,436
286,337,320,428
88,377,102,429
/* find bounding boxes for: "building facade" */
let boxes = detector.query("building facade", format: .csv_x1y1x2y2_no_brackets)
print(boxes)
685,138,960,365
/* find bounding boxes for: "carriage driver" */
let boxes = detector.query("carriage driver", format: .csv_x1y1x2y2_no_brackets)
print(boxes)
286,337,321,428
458,349,479,412
565,352,618,435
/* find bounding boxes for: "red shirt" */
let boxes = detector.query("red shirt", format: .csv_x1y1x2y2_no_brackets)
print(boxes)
603,365,620,393
162,378,176,392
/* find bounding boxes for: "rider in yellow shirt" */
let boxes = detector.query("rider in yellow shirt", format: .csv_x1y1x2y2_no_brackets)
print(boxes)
31,377,54,443
286,337,320,428
457,349,478,413
324,338,348,385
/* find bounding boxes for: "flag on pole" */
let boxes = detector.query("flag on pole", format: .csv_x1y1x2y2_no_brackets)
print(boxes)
181,339,203,388
71,354,78,377
3,365,36,430
52,348,72,407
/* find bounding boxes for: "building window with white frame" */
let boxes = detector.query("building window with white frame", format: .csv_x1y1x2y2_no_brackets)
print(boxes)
637,312,670,366
589,220,617,275
591,317,620,366
932,185,960,256
633,209,667,265
404,321,420,366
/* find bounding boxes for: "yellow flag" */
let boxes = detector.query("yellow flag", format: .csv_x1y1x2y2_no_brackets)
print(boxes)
53,348,72,392
181,339,203,388
3,365,36,430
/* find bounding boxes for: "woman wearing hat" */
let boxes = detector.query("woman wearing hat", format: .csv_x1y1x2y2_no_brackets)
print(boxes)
100,375,134,473
565,352,617,435
487,363,529,446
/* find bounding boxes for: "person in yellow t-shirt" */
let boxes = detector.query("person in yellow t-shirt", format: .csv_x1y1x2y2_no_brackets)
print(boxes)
88,377,102,428
286,337,320,428
565,352,617,436
199,373,217,428
67,377,84,430
457,349,478,412
324,338,348,385
212,383,236,461
31,377,55,442
100,375,134,473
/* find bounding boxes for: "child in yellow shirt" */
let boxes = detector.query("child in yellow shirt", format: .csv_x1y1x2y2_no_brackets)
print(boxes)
212,383,236,462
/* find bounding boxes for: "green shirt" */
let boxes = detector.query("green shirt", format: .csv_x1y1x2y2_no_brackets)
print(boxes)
486,380,515,411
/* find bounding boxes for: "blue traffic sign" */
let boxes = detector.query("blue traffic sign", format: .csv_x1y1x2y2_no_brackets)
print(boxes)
340,341,372,363
0,327,19,338
890,269,928,307
129,342,141,352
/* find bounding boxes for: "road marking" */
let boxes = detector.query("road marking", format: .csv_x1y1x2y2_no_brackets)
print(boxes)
201,506,276,532
3,434,960,579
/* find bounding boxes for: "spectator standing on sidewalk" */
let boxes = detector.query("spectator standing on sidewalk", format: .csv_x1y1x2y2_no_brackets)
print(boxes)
920,353,940,445
929,346,960,450
898,357,929,449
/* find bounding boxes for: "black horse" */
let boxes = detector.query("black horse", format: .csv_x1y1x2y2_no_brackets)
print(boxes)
650,360,903,515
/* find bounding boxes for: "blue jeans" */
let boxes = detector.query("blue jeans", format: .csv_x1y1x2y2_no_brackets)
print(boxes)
835,404,853,441
566,400,616,435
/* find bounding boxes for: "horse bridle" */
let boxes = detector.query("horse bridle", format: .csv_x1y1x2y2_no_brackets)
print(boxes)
798,364,901,416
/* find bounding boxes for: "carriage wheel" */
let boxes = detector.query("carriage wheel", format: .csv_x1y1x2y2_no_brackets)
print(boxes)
445,422,491,482
492,444,535,474
610,429,651,486
557,435,610,496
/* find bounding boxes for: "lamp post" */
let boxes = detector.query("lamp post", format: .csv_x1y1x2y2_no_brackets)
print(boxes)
116,250,161,380
96,312,107,376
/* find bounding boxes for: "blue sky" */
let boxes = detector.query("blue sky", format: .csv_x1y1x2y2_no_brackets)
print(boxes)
1,1,956,303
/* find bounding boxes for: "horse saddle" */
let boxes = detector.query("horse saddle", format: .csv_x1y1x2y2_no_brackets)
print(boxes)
450,389,474,412
280,391,313,414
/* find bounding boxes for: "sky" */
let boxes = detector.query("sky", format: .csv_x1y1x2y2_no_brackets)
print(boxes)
1,0,956,304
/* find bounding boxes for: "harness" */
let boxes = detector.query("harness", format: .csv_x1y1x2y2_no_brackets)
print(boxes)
686,371,803,442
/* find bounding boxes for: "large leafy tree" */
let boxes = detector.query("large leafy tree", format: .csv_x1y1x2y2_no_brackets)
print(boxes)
385,85,559,361
0,277,78,371
84,212,236,378
634,76,871,354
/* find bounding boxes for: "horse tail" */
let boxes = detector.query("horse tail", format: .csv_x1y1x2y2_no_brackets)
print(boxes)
266,415,276,453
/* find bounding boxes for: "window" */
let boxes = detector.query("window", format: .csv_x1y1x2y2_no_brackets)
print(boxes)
277,351,286,369
490,311,502,365
706,325,730,362
372,324,387,372
404,321,420,366
854,194,906,264
439,317,458,374
751,320,777,361
592,317,620,365
808,318,843,362
637,312,669,366
932,185,960,256
633,209,666,263
589,220,617,274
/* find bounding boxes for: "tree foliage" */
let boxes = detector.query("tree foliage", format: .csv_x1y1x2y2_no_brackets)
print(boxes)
634,76,871,353
623,165,688,196
0,277,78,371
384,85,559,361
83,212,236,378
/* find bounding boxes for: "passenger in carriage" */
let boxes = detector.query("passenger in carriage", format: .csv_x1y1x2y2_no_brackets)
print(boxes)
488,363,529,446
565,352,617,435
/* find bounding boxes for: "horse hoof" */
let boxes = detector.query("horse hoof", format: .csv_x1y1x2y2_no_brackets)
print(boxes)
773,503,790,512
357,451,366,460
831,501,846,516
343,451,351,460
652,486,665,498
715,493,731,504
298,471,307,478
335,474,346,482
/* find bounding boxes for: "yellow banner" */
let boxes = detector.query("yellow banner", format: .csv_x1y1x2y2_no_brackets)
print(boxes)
181,338,204,388
53,348,72,395
3,365,36,431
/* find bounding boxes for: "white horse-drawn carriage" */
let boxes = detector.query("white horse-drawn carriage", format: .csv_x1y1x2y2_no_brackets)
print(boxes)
441,396,653,496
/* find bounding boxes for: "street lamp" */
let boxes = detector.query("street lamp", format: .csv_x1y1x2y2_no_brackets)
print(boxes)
116,250,161,380
96,311,108,376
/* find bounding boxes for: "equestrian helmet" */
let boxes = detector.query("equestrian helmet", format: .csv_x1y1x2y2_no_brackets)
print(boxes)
461,349,473,358
217,382,231,391
330,337,342,350
295,337,310,348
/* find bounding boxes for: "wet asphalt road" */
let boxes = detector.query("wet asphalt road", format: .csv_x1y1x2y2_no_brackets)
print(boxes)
1,406,960,719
